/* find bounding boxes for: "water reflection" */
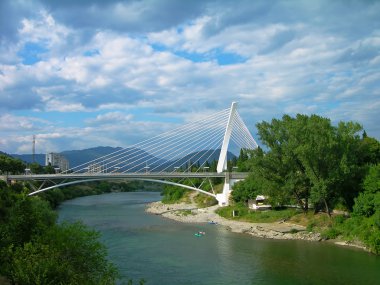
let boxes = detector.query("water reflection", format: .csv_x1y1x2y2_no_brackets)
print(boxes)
59,192,380,285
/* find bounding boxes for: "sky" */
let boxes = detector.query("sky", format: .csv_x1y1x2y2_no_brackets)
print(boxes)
0,0,379,154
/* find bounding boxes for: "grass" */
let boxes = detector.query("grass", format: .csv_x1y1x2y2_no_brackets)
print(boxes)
194,193,218,208
216,203,301,223
176,209,194,216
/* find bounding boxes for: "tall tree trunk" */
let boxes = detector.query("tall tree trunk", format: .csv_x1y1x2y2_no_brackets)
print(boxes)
304,197,309,212
323,198,331,218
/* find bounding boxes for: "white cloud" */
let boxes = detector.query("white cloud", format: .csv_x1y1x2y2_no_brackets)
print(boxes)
86,112,133,125
0,114,34,131
0,0,379,154
18,10,70,48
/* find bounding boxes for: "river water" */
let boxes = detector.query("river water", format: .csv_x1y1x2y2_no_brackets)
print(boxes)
58,192,380,285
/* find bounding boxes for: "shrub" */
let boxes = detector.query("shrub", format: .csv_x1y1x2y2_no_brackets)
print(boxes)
321,227,341,240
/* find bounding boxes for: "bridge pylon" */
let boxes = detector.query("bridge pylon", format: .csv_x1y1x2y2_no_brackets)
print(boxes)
216,173,242,206
217,102,237,173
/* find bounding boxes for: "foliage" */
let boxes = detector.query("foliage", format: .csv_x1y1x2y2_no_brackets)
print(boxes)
232,114,376,214
321,227,341,240
216,203,299,223
231,175,260,203
160,175,223,205
161,185,187,203
9,222,118,285
0,154,25,174
29,162,45,174
39,180,156,209
0,181,119,284
194,192,218,208
314,165,380,253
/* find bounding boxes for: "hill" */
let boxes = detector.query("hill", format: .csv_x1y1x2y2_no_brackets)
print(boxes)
10,147,236,170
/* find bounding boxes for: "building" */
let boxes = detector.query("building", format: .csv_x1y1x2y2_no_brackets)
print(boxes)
248,195,272,210
88,163,102,173
45,152,69,172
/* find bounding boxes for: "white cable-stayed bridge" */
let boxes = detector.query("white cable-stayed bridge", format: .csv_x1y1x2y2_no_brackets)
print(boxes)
5,102,257,206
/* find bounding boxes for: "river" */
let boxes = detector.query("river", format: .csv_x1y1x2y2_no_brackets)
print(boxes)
58,192,380,285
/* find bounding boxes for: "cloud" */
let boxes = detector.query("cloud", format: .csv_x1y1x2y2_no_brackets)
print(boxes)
86,111,133,125
0,0,379,153
38,0,208,33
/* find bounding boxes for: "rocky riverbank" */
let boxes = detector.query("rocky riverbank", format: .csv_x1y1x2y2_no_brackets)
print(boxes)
146,201,369,251
146,201,322,241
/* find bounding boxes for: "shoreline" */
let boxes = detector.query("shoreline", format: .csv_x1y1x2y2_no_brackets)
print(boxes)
145,201,368,251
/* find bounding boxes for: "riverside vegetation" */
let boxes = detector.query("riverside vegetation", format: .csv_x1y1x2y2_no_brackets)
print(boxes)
161,114,380,254
0,153,151,284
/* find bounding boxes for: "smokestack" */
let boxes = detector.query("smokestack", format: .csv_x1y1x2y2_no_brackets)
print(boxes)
32,135,36,163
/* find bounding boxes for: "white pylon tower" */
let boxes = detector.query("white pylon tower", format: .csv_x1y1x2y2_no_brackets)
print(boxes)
217,101,237,173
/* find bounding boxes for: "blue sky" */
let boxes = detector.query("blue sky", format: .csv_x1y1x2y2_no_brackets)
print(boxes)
0,0,379,154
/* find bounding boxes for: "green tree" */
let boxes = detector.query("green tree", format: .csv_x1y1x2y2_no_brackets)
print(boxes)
44,164,56,174
344,164,380,254
1,195,57,248
234,114,365,214
9,222,118,285
0,154,25,174
252,115,312,211
232,175,260,203
358,135,380,165
29,162,44,174
353,164,380,217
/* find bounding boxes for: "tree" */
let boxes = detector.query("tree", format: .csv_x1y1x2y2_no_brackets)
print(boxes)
358,136,380,165
353,164,380,217
232,175,261,203
253,115,313,211
29,162,44,174
234,114,366,214
1,195,57,248
44,164,56,174
348,164,380,254
0,154,25,174
9,222,118,285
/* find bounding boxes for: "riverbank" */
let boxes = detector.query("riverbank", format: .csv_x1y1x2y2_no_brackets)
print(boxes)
145,201,368,251
146,201,321,241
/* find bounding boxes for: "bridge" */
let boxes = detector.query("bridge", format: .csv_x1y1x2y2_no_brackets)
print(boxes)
5,102,257,206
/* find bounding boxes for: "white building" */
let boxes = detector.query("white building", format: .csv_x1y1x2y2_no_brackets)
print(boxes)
45,152,69,172
248,195,272,210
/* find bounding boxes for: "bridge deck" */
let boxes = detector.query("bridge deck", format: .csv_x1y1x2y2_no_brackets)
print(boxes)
6,172,249,181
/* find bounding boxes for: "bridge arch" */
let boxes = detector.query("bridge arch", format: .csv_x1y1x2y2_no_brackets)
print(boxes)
28,177,217,198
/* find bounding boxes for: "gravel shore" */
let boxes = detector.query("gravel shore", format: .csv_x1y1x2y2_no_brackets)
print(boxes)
145,201,322,241
146,201,368,251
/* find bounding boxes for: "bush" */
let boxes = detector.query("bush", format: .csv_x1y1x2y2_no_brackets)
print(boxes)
321,227,341,240
161,186,187,203
9,222,118,285
333,214,347,225
306,222,316,232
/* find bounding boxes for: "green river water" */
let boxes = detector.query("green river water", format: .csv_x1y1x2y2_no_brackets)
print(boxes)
58,192,380,285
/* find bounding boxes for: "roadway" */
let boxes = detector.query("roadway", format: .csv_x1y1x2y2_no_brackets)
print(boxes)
5,172,249,182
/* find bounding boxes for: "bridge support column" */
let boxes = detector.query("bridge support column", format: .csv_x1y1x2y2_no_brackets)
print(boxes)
216,174,241,206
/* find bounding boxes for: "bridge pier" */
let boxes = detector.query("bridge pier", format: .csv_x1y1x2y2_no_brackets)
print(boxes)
216,174,241,206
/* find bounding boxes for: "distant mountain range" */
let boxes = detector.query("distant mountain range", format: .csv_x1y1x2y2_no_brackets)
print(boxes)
10,146,236,169
10,146,122,167
10,153,46,165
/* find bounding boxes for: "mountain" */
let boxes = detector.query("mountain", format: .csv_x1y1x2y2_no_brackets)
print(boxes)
10,146,236,170
61,146,123,168
10,147,123,167
10,154,45,165
61,146,168,170
164,149,236,170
